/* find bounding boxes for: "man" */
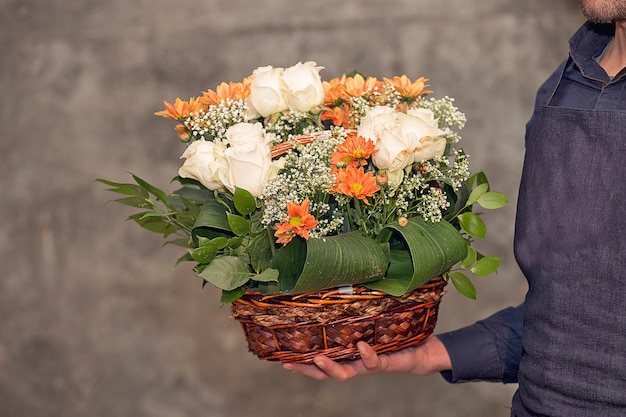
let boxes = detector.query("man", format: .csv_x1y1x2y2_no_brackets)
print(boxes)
284,1,626,415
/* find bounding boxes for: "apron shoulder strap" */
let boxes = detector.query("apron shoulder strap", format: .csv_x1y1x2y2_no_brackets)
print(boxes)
540,57,571,107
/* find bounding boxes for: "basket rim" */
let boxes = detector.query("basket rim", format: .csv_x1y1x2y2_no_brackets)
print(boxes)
234,275,446,308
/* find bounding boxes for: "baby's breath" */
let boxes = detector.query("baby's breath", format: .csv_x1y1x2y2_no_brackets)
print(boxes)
184,99,248,141
260,130,346,236
264,110,321,145
447,150,471,189
421,96,466,143
415,187,450,223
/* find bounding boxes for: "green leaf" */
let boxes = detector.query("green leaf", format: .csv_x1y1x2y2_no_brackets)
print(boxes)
465,183,489,207
471,256,502,277
204,236,228,250
137,211,180,219
220,287,247,306
197,256,251,290
170,184,211,208
458,212,487,238
378,216,468,294
449,272,477,299
176,195,201,218
271,232,388,294
192,228,230,245
364,277,412,296
233,187,257,216
461,246,477,269
470,171,489,188
228,236,244,249
384,249,413,280
132,174,170,206
171,175,203,188
251,268,279,283
477,191,509,210
174,252,194,266
445,181,471,221
226,213,250,236
127,212,178,236
164,237,190,248
192,197,232,234
270,237,307,291
96,179,149,198
113,196,152,208
247,232,273,272
188,236,228,264
188,245,218,264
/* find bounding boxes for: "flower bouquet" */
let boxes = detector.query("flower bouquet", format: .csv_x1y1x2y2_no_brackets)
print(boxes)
98,61,507,363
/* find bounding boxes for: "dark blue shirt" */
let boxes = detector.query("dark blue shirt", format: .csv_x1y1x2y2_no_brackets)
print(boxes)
437,21,622,385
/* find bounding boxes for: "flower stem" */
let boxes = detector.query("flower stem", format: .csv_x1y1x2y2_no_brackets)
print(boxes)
354,199,369,235
266,227,276,256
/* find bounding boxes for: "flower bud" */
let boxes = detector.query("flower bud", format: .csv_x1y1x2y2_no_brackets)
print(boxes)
376,171,389,185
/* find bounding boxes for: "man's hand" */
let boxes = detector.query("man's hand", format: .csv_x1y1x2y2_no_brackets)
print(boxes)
282,336,452,381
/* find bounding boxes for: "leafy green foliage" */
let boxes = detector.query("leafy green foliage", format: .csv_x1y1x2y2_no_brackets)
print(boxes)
233,187,257,215
366,216,467,296
448,271,477,300
226,213,250,236
458,212,487,238
220,287,247,306
471,256,502,277
198,256,251,290
439,172,509,298
96,175,209,242
98,167,508,301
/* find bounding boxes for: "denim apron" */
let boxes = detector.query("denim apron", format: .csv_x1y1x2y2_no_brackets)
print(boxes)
512,60,626,416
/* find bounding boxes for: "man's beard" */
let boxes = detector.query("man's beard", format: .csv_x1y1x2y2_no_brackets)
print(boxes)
580,0,626,23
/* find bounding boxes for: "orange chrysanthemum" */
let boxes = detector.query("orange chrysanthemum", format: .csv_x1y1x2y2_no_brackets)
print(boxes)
320,105,350,127
383,75,432,99
331,133,377,168
200,79,251,107
174,123,191,141
332,165,380,205
274,199,318,246
343,74,383,98
154,97,203,120
322,78,347,107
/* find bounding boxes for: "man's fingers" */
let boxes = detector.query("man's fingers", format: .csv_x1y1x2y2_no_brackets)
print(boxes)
357,341,385,371
312,355,355,382
282,362,329,381
282,345,384,382
282,355,357,381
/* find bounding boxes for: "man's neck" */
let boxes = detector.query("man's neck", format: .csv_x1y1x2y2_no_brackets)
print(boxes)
599,21,626,77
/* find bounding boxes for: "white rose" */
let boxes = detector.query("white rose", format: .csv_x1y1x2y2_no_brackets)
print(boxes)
178,140,227,191
413,135,447,162
246,65,289,118
282,61,325,113
222,142,281,197
387,169,405,189
401,108,447,162
225,122,267,147
358,106,415,171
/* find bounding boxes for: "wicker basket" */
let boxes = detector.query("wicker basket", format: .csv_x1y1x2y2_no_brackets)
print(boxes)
230,276,447,364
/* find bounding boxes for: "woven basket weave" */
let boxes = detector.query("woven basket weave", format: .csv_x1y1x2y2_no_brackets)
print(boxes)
231,276,446,364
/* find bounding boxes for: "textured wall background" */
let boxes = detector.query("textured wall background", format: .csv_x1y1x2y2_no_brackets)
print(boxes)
1,1,584,416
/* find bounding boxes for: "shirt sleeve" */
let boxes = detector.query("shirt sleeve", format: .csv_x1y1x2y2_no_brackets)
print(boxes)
436,303,524,384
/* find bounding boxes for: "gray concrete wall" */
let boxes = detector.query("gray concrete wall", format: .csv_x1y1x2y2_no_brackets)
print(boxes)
1,1,585,416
